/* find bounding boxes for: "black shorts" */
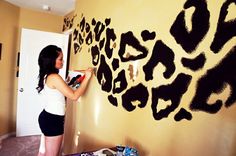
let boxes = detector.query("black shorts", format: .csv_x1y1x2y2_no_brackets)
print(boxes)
38,109,65,136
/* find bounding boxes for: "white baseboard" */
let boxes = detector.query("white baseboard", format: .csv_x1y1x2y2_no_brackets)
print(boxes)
0,132,16,149
0,132,16,141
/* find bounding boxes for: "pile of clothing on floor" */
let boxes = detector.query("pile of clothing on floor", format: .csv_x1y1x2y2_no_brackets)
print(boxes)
67,145,139,156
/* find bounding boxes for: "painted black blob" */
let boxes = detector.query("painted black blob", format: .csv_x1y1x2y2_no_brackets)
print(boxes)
174,108,192,121
118,31,148,62
105,18,111,26
97,55,113,92
105,28,116,58
141,30,156,41
143,40,175,81
86,31,93,45
91,45,100,66
122,83,149,112
190,46,236,113
113,69,127,94
152,73,192,120
78,33,84,45
73,28,79,41
85,23,90,33
112,58,119,71
170,0,210,53
74,43,80,54
80,17,86,32
105,28,117,59
99,38,105,50
92,18,96,25
210,0,236,53
181,53,206,71
94,21,105,42
108,95,118,107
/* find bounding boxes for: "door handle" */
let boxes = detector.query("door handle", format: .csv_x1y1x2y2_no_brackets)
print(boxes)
19,88,24,92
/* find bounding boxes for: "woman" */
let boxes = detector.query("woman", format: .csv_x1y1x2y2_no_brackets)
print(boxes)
36,45,93,156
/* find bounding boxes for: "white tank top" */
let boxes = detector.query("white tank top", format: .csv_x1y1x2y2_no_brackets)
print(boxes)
42,84,66,115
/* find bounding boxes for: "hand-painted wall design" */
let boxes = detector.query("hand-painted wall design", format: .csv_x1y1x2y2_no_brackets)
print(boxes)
63,14,76,32
72,0,236,121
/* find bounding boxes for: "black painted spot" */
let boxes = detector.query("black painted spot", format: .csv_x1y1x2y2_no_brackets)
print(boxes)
105,28,117,59
85,23,90,33
105,18,111,26
94,21,105,42
73,28,78,41
108,95,118,107
74,42,80,54
99,38,105,50
113,69,128,94
181,53,206,71
170,0,210,53
97,55,113,92
78,33,84,45
118,31,148,62
141,30,156,41
92,18,96,25
210,0,236,53
85,31,93,45
190,46,236,113
80,17,86,32
152,73,192,120
112,58,119,71
143,40,175,81
174,108,192,121
91,45,100,66
122,83,149,112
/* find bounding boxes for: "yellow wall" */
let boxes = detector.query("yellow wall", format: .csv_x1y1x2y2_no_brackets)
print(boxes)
18,7,63,34
0,1,64,135
0,1,20,136
64,0,236,155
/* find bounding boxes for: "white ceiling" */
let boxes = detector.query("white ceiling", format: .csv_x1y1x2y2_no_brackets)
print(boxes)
4,0,76,16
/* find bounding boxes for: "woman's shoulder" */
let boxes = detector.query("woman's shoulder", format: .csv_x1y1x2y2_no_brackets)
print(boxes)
47,73,63,81
46,74,64,88
47,73,58,77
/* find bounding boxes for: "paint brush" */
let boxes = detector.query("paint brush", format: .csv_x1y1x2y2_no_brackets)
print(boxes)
74,67,97,76
93,67,97,76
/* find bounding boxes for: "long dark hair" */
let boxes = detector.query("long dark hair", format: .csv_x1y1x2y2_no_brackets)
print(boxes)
36,45,62,93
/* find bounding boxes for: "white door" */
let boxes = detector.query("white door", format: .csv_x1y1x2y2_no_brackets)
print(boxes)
16,28,69,136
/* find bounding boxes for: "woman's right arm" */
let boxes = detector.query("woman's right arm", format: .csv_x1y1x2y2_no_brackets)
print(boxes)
48,68,93,101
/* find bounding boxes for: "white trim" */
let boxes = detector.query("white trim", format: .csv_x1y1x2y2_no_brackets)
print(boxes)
0,132,16,141
63,28,73,35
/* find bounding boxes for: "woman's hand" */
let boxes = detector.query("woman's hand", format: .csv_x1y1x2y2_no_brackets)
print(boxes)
84,67,94,79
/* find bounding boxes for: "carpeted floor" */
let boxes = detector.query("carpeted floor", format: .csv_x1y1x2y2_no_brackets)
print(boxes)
0,135,119,156
0,135,40,156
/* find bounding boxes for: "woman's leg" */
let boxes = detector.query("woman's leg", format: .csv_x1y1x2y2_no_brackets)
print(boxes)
38,134,46,156
45,134,63,156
